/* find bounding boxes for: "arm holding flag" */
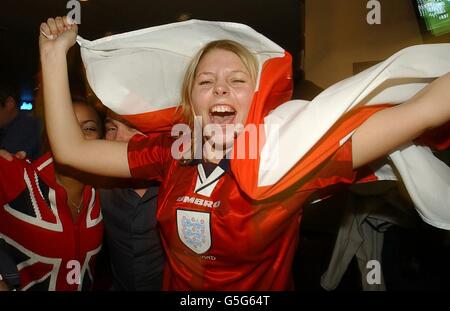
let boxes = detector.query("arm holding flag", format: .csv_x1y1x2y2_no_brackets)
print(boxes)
39,17,131,178
352,73,450,169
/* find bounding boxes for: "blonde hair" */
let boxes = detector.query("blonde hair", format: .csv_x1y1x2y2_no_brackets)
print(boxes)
179,40,259,127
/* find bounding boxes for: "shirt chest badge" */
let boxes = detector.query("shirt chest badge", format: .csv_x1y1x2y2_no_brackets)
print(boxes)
177,209,211,254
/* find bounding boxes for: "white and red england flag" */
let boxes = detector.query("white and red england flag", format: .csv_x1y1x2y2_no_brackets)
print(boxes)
77,20,450,229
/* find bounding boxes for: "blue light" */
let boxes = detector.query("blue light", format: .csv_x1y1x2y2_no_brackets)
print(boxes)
20,102,33,111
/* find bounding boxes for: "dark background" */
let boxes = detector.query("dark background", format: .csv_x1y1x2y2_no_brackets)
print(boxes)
0,0,302,102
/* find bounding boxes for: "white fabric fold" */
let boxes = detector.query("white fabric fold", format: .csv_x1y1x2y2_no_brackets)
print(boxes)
77,20,450,229
259,44,450,229
77,19,284,115
260,44,450,187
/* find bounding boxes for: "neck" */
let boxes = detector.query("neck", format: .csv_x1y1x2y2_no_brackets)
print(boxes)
55,171,85,195
203,141,232,164
134,188,146,197
56,170,85,221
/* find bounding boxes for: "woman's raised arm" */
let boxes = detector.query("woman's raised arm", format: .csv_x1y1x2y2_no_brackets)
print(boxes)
40,16,130,177
352,72,450,169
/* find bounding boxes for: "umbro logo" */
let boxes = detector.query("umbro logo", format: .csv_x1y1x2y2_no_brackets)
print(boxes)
176,196,221,208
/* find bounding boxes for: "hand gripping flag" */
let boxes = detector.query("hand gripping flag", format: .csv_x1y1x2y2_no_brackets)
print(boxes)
78,20,450,229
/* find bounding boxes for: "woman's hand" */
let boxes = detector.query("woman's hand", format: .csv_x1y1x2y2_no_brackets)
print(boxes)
39,16,78,56
0,150,26,162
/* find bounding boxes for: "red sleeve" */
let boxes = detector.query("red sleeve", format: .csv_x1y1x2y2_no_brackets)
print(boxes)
0,158,26,205
127,133,173,182
300,138,357,192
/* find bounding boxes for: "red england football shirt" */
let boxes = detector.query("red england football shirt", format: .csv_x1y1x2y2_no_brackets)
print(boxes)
128,133,355,290
0,153,103,291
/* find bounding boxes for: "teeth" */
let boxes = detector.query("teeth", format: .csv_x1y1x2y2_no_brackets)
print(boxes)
210,105,235,113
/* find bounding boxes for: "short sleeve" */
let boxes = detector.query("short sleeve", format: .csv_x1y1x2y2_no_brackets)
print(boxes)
127,133,172,182
300,137,357,191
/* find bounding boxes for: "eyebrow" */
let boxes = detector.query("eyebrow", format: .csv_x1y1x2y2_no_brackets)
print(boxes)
197,70,249,76
104,120,116,127
80,120,98,126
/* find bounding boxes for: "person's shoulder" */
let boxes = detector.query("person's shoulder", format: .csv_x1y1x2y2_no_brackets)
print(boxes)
0,153,31,178
130,132,175,148
0,153,36,169
28,152,54,173
146,131,175,141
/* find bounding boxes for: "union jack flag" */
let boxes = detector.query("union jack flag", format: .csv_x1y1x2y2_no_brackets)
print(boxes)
0,153,103,290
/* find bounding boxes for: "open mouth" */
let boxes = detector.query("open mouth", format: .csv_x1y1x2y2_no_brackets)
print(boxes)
209,104,237,125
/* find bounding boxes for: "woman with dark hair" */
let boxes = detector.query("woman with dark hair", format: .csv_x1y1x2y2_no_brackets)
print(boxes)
0,100,104,291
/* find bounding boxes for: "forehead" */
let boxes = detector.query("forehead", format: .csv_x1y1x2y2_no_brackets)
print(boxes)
105,113,135,129
197,49,247,71
105,110,126,123
73,103,99,122
105,117,125,127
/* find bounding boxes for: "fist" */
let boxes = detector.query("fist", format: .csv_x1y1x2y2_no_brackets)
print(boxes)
39,16,78,54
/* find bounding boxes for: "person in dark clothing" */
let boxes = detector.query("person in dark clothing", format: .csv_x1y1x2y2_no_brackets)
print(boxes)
0,109,165,291
100,113,164,290
0,82,42,160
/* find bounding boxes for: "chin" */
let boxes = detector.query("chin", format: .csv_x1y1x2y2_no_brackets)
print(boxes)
204,130,235,152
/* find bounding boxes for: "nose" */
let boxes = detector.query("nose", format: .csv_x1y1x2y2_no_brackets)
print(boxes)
116,130,128,142
106,131,117,141
213,83,229,96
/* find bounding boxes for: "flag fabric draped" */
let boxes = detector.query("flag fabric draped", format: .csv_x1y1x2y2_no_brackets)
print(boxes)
78,20,450,229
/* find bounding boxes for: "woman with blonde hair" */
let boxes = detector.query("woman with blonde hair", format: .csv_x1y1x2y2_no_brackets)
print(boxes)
38,16,450,290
